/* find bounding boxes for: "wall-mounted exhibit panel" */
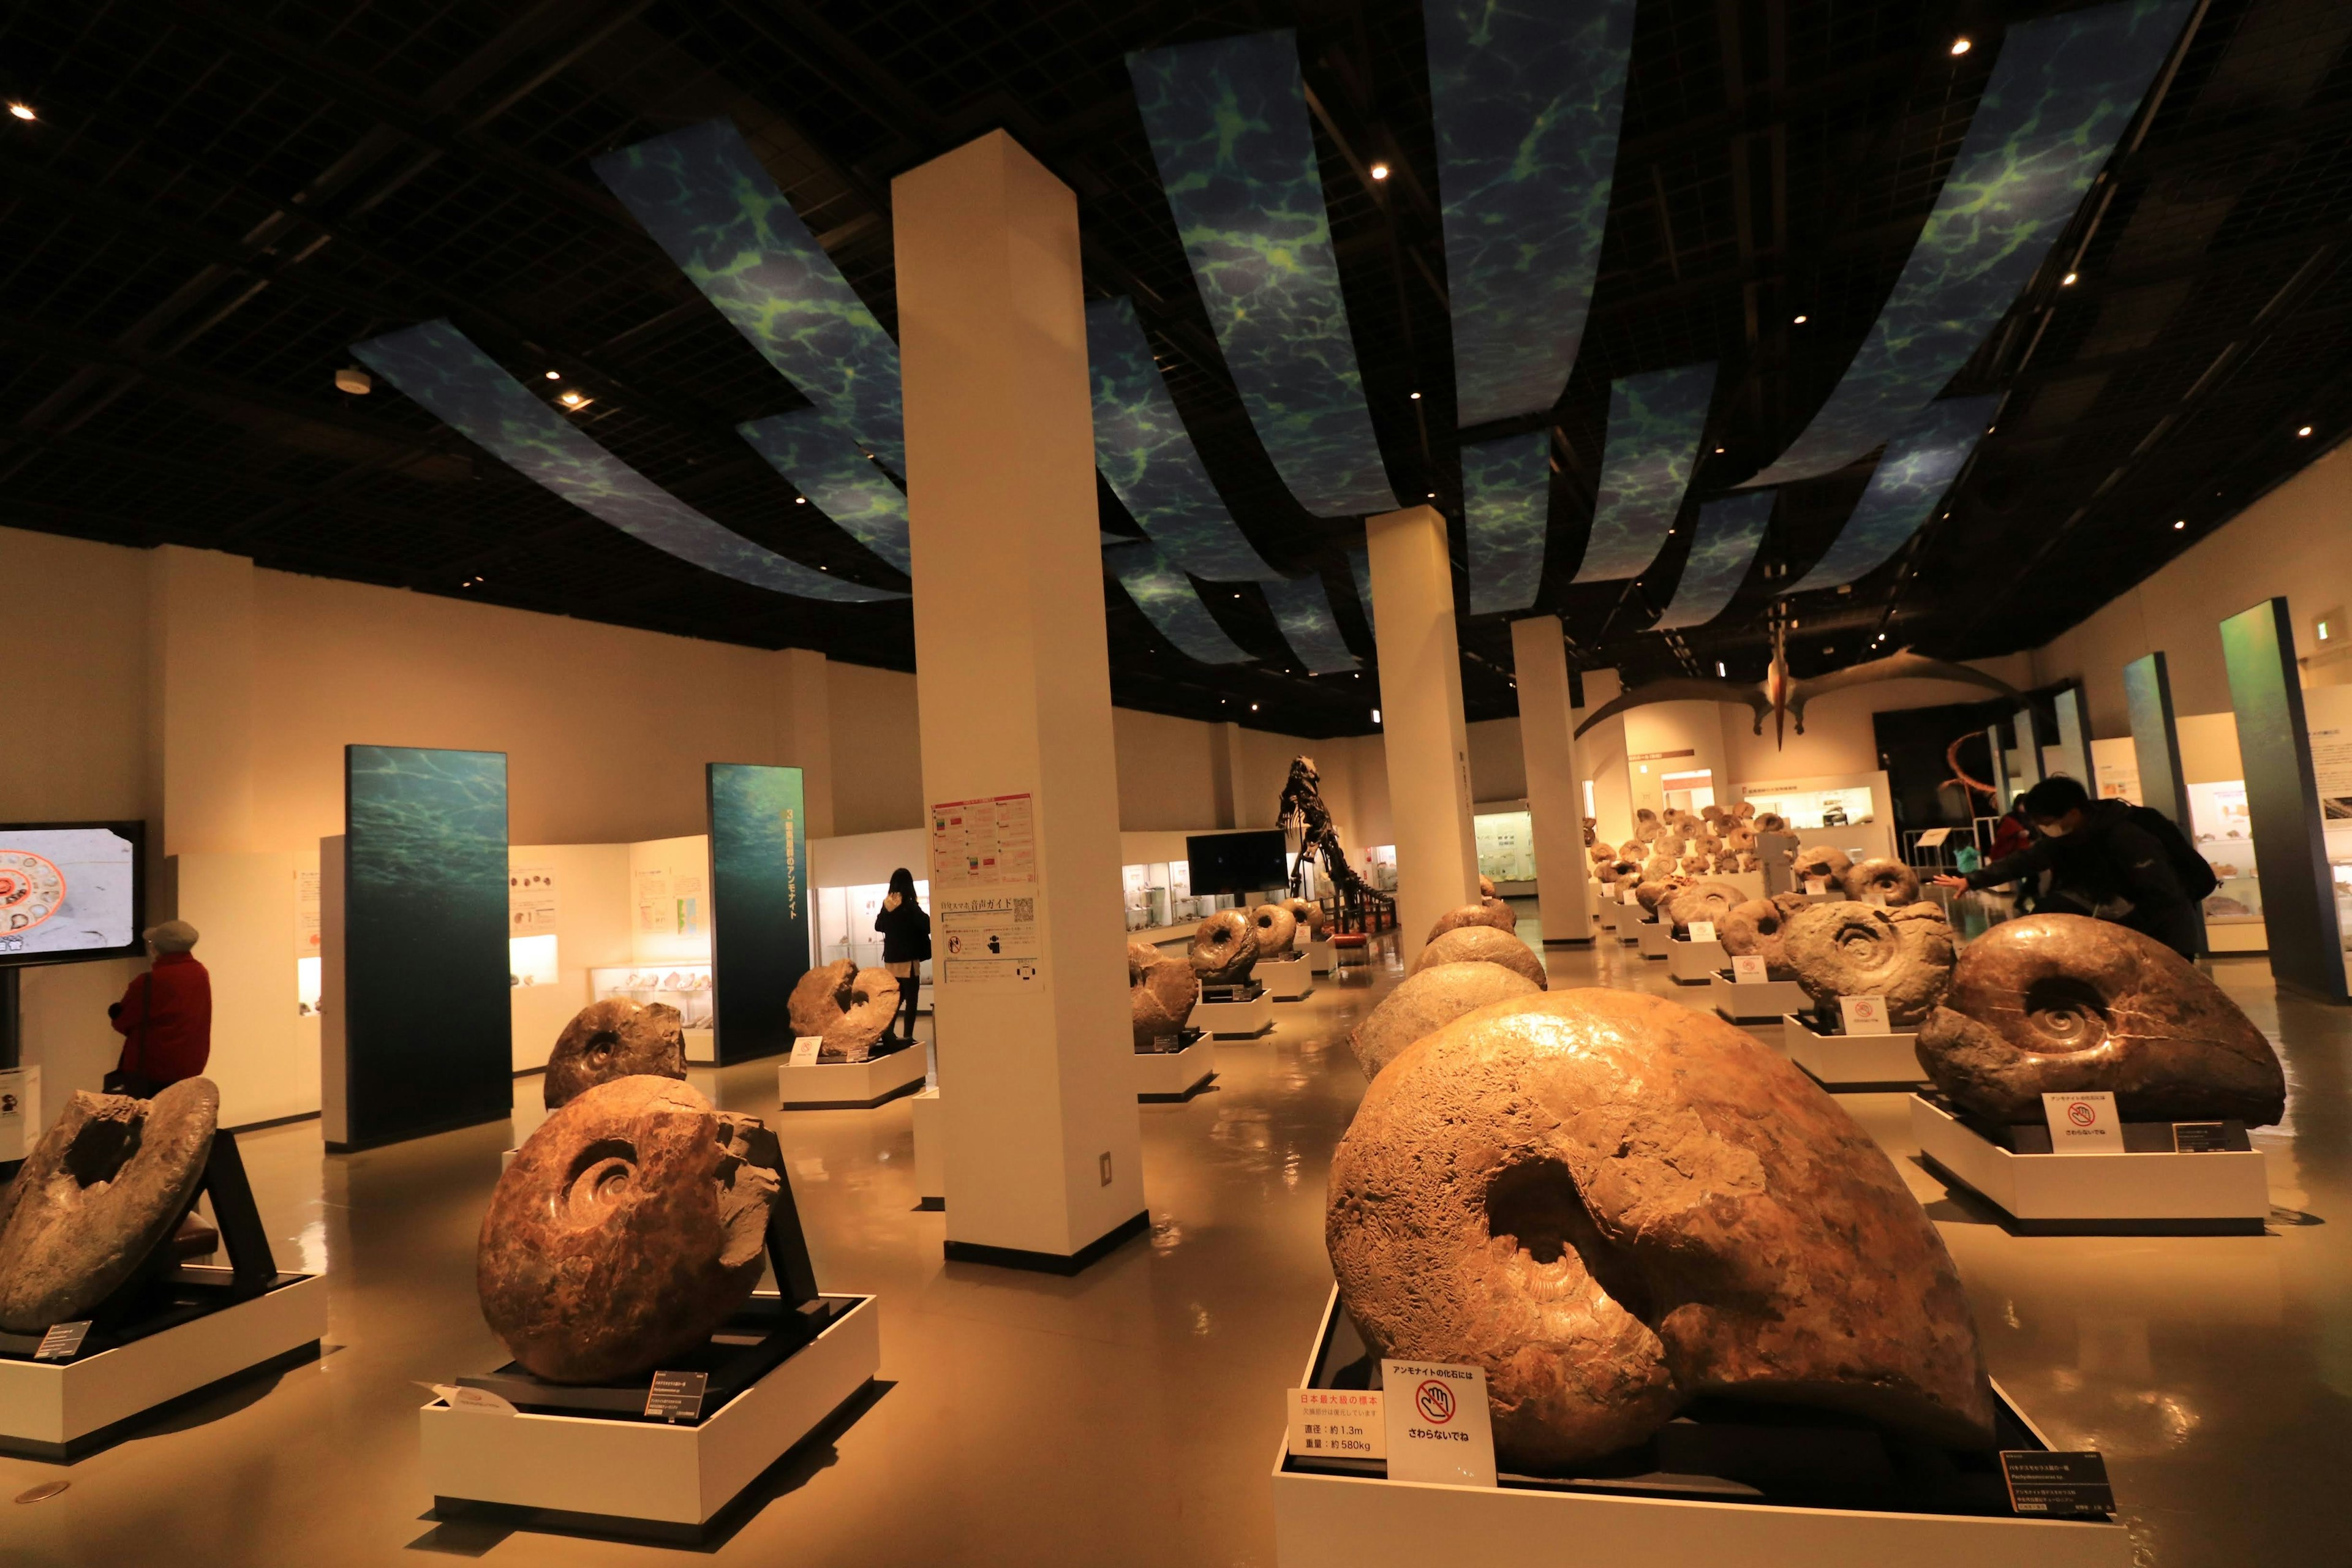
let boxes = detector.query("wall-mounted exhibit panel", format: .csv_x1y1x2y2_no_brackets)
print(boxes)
707,763,813,1065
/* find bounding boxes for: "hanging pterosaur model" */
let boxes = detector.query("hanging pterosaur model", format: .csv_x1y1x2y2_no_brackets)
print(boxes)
1572,625,2024,750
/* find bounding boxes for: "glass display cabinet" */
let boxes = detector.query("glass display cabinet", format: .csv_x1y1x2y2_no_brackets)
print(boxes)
588,962,715,1029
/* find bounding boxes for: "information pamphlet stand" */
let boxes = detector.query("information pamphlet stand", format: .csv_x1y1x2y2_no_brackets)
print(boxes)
1194,983,1275,1039
1133,1031,1216,1101
1666,935,1726,984
1272,1288,2130,1568
1910,1095,2269,1235
0,1130,326,1460
776,1039,929,1110
1784,1014,1927,1092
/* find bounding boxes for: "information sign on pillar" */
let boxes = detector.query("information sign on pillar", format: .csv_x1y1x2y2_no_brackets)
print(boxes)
895,130,1147,1270
1364,504,1481,964
1509,616,1592,946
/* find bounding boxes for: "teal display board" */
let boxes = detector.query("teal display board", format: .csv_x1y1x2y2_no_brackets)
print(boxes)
707,764,812,1063
2219,599,2348,1002
2123,652,2205,957
342,745,511,1148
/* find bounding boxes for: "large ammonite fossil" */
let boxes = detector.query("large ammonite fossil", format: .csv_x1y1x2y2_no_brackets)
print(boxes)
1189,909,1260,984
478,1076,781,1383
1414,925,1547,987
1602,857,1642,884
822,969,903,1061
1793,844,1854,884
1841,856,1923,906
1781,900,1956,1027
788,958,858,1037
1129,941,1199,1049
1248,901,1298,957
1282,896,1326,938
0,1079,219,1332
1916,914,2286,1125
545,998,686,1109
1719,894,1809,970
1328,990,1994,1471
1428,900,1516,943
0,849,66,935
1632,876,1686,914
1752,811,1789,834
1660,880,1744,936
1347,960,1539,1080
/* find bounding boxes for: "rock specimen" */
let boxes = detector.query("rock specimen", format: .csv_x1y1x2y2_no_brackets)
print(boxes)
1129,942,1199,1049
1189,909,1260,984
822,969,903,1061
1841,856,1923,906
545,998,687,1109
1327,990,1993,1471
1248,902,1299,958
788,958,857,1037
1916,914,2286,1125
0,1079,219,1332
1661,880,1745,936
1793,844,1854,884
1413,925,1547,988
1719,893,1810,971
1428,901,1516,942
1347,962,1540,1080
1782,900,1955,1027
479,1076,780,1383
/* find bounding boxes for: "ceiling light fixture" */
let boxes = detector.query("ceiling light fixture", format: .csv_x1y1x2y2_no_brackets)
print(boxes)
794,496,807,504
1371,708,1382,724
1714,446,1725,454
2173,519,2185,530
1251,702,1260,712
1950,37,1972,56
2298,425,2313,437
559,390,586,407
2061,272,2078,286
1369,162,1390,181
1716,661,1725,676
1792,314,1808,324
7,103,34,122
544,370,560,381
1409,390,1422,400
333,366,371,395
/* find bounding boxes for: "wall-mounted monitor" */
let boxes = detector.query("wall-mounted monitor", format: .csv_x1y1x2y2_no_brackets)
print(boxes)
0,821,146,967
1184,829,1289,897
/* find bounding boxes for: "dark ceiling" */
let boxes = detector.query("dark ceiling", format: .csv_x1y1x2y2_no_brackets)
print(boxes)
4,0,2349,739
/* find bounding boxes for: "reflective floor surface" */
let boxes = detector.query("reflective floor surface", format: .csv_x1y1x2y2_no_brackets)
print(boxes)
5,907,2349,1566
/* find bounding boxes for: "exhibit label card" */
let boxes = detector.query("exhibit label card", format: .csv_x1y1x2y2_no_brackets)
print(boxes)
1380,1359,1497,1487
1839,995,1891,1036
1687,921,1717,944
1621,885,1638,905
1730,954,1768,984
2042,1091,2124,1155
428,1382,517,1415
1804,877,1829,895
33,1321,91,1361
2173,1121,2230,1152
645,1370,709,1423
790,1036,823,1067
2000,1450,2115,1517
1286,1388,1385,1458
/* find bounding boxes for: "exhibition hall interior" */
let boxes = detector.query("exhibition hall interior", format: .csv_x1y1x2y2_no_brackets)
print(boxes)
7,0,2352,1563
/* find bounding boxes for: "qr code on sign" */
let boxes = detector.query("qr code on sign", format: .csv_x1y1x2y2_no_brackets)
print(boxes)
1013,897,1034,922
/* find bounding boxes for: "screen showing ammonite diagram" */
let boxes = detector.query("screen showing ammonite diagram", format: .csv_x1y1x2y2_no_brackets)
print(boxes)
0,827,135,956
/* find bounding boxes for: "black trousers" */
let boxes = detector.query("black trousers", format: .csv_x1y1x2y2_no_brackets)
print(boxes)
896,974,921,1041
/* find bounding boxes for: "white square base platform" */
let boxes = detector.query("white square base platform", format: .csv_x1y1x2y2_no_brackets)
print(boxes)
1262,952,1315,1001
1595,897,1622,932
910,1087,945,1206
684,1025,717,1066
1273,1289,2127,1568
422,1294,879,1540
777,1046,928,1110
0,1270,327,1460
1709,971,1809,1022
1635,919,1671,960
1910,1095,2269,1234
1308,935,1335,974
1134,1038,1216,1101
1785,1017,1926,1091
1194,991,1274,1039
1667,938,1725,984
1614,910,1644,944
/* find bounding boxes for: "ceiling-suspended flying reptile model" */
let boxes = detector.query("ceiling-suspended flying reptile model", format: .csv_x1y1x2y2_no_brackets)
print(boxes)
1572,624,2024,750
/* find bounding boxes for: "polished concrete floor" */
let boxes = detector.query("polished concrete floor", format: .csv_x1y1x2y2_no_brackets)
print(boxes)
7,911,2351,1566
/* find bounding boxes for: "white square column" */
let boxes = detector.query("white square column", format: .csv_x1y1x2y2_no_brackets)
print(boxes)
1509,616,1592,947
894,131,1145,1267
1364,505,1479,964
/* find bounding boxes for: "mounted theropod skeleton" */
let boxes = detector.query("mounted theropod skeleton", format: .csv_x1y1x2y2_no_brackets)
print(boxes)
1278,755,1379,928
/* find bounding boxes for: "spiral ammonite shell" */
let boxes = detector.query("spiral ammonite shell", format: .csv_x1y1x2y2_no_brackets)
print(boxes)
1840,856,1922,906
1781,900,1956,1027
1188,909,1260,984
0,850,65,935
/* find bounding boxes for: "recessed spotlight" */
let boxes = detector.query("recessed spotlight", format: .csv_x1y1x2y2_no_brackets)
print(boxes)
2062,272,2078,286
559,390,586,407
1427,491,1437,499
2297,425,2313,437
7,103,34,122
1251,702,1260,712
333,366,371,395
544,370,561,381
2173,519,2185,530
1792,314,1808,324
1409,390,1422,400
794,496,807,504
1369,162,1390,181
1371,708,1382,724
1950,37,1971,56
1714,446,1726,454
1716,661,1726,676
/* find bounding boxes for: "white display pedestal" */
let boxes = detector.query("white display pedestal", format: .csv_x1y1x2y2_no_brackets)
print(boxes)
776,1046,929,1110
1272,1289,2127,1568
684,1025,717,1067
911,1087,945,1207
1910,1096,2269,1234
1613,908,1643,945
1262,952,1315,1001
1309,934,1335,974
421,1294,878,1540
1134,1038,1216,1101
1635,919,1671,960
1709,971,1809,1023
1595,897,1621,933
1194,990,1275,1039
1666,937,1725,984
1784,1017,1927,1091
0,1271,327,1460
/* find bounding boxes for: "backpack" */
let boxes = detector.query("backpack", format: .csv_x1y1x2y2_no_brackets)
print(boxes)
2126,805,2219,901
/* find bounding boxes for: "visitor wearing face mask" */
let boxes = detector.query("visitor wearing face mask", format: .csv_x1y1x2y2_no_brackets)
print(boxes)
1931,776,2211,959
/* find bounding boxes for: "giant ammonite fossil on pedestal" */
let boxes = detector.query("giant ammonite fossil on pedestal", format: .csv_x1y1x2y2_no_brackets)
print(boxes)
1840,856,1923,906
545,998,687,1109
1427,900,1516,943
821,970,902,1061
0,1079,219,1332
1718,893,1811,971
1129,941,1199,1049
1412,925,1547,988
1248,902,1298,958
1781,900,1955,1027
0,849,65,936
478,1076,781,1384
1346,960,1537,1079
1282,897,1327,939
1660,880,1744,936
788,958,858,1037
1327,991,1992,1471
1792,844,1854,884
1189,909,1260,984
1917,914,2286,1125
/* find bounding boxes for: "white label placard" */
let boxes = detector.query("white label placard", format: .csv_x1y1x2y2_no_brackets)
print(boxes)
1381,1359,1497,1487
2043,1091,2124,1155
1839,995,1891,1036
789,1036,823,1067
1730,954,1768,984
1804,877,1829,895
429,1383,518,1415
1687,921,1717,944
1916,827,1953,848
1620,886,1639,905
1286,1388,1386,1458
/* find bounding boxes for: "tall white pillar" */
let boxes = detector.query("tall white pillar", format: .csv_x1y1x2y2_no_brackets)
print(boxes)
895,130,1145,1268
1578,669,1632,846
1364,504,1478,964
775,647,836,840
1509,616,1592,947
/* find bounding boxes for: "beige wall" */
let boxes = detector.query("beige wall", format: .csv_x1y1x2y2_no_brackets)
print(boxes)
4,529,153,824
826,657,925,835
1113,707,1222,831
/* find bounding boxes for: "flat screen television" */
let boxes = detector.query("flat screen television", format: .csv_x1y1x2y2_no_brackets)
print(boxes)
1185,830,1290,898
0,821,146,967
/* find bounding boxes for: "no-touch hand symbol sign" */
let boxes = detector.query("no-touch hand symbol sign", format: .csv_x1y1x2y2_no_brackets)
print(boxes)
1415,1379,1455,1425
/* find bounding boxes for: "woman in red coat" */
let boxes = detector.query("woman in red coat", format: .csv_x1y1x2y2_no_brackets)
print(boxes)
107,920,212,1098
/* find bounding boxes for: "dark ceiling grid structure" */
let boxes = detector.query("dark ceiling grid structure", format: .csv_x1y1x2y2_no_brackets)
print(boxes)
2,0,2349,741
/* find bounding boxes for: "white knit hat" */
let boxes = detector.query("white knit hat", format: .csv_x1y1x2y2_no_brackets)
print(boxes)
144,919,200,954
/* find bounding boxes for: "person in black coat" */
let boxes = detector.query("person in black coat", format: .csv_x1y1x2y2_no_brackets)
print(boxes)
1932,776,2204,959
873,867,932,1044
